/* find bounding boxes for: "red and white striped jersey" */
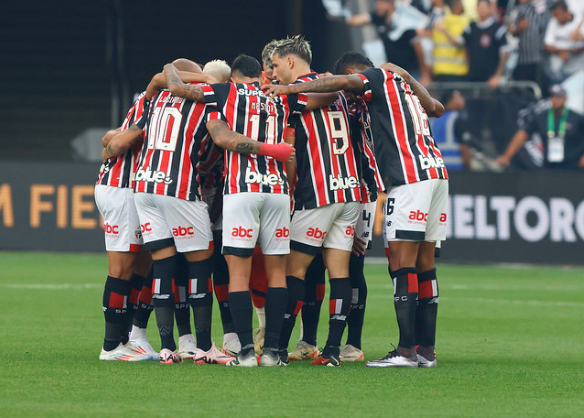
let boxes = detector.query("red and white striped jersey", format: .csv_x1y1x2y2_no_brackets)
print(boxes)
358,68,448,187
96,92,147,189
203,82,307,195
291,73,361,210
197,137,224,192
349,100,385,203
134,88,209,201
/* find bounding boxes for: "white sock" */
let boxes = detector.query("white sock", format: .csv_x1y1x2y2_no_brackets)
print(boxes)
179,333,196,345
129,325,147,341
223,332,239,345
256,306,266,329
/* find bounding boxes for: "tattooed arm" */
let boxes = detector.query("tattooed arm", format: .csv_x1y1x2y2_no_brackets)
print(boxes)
101,124,144,162
163,63,205,101
207,119,295,163
380,62,444,117
263,74,365,100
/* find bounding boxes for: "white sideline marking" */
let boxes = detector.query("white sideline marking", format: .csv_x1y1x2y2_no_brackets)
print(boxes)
2,283,101,290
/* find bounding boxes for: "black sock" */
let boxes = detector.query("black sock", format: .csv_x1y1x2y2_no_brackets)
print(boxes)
301,253,325,346
346,254,367,349
416,268,439,349
188,258,214,352
174,254,192,337
126,274,144,335
264,287,288,350
152,255,178,351
322,277,351,357
103,275,132,351
278,276,304,351
390,267,418,353
133,270,154,329
212,231,234,334
228,291,254,355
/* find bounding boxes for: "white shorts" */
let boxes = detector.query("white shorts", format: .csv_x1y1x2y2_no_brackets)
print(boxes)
133,192,213,253
384,179,448,242
356,201,377,247
290,202,360,255
222,192,291,257
94,185,143,253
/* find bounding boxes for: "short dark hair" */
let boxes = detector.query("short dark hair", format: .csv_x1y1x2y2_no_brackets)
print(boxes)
231,54,262,78
333,52,373,75
550,1,568,11
273,35,312,65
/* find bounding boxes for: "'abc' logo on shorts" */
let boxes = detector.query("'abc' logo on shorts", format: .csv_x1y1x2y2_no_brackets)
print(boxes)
409,210,428,222
232,227,253,238
307,227,327,239
104,223,119,234
440,213,447,223
141,223,152,233
275,227,290,238
345,226,356,236
173,226,194,237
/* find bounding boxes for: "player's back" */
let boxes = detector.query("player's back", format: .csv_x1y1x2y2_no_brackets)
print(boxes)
204,81,296,195
291,73,362,209
135,88,208,201
358,68,448,187
97,92,148,189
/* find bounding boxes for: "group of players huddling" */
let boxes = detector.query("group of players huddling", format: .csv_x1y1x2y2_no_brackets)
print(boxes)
95,35,448,368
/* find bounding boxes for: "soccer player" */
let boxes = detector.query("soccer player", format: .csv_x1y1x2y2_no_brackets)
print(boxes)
95,92,154,362
163,54,335,367
270,36,363,367
342,83,385,362
264,52,447,368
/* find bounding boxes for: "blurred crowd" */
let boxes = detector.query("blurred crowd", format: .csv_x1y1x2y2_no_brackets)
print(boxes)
323,0,584,171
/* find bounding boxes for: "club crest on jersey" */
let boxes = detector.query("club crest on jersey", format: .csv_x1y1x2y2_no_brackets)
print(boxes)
135,166,173,185
418,155,445,170
329,174,358,191
245,167,284,186
99,163,110,174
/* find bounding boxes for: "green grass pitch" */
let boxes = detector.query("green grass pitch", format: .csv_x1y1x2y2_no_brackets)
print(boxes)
1,251,583,417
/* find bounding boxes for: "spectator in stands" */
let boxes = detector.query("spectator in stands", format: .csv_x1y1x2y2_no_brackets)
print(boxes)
441,0,509,88
431,90,473,170
544,1,584,83
508,0,551,84
345,0,431,85
432,0,469,81
497,85,584,169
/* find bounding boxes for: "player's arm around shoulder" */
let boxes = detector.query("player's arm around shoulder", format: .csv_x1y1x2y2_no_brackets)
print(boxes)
102,124,144,162
381,62,444,117
163,63,205,101
206,119,295,163
263,74,364,105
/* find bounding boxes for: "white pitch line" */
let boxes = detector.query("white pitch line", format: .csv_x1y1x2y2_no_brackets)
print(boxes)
1,283,101,290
